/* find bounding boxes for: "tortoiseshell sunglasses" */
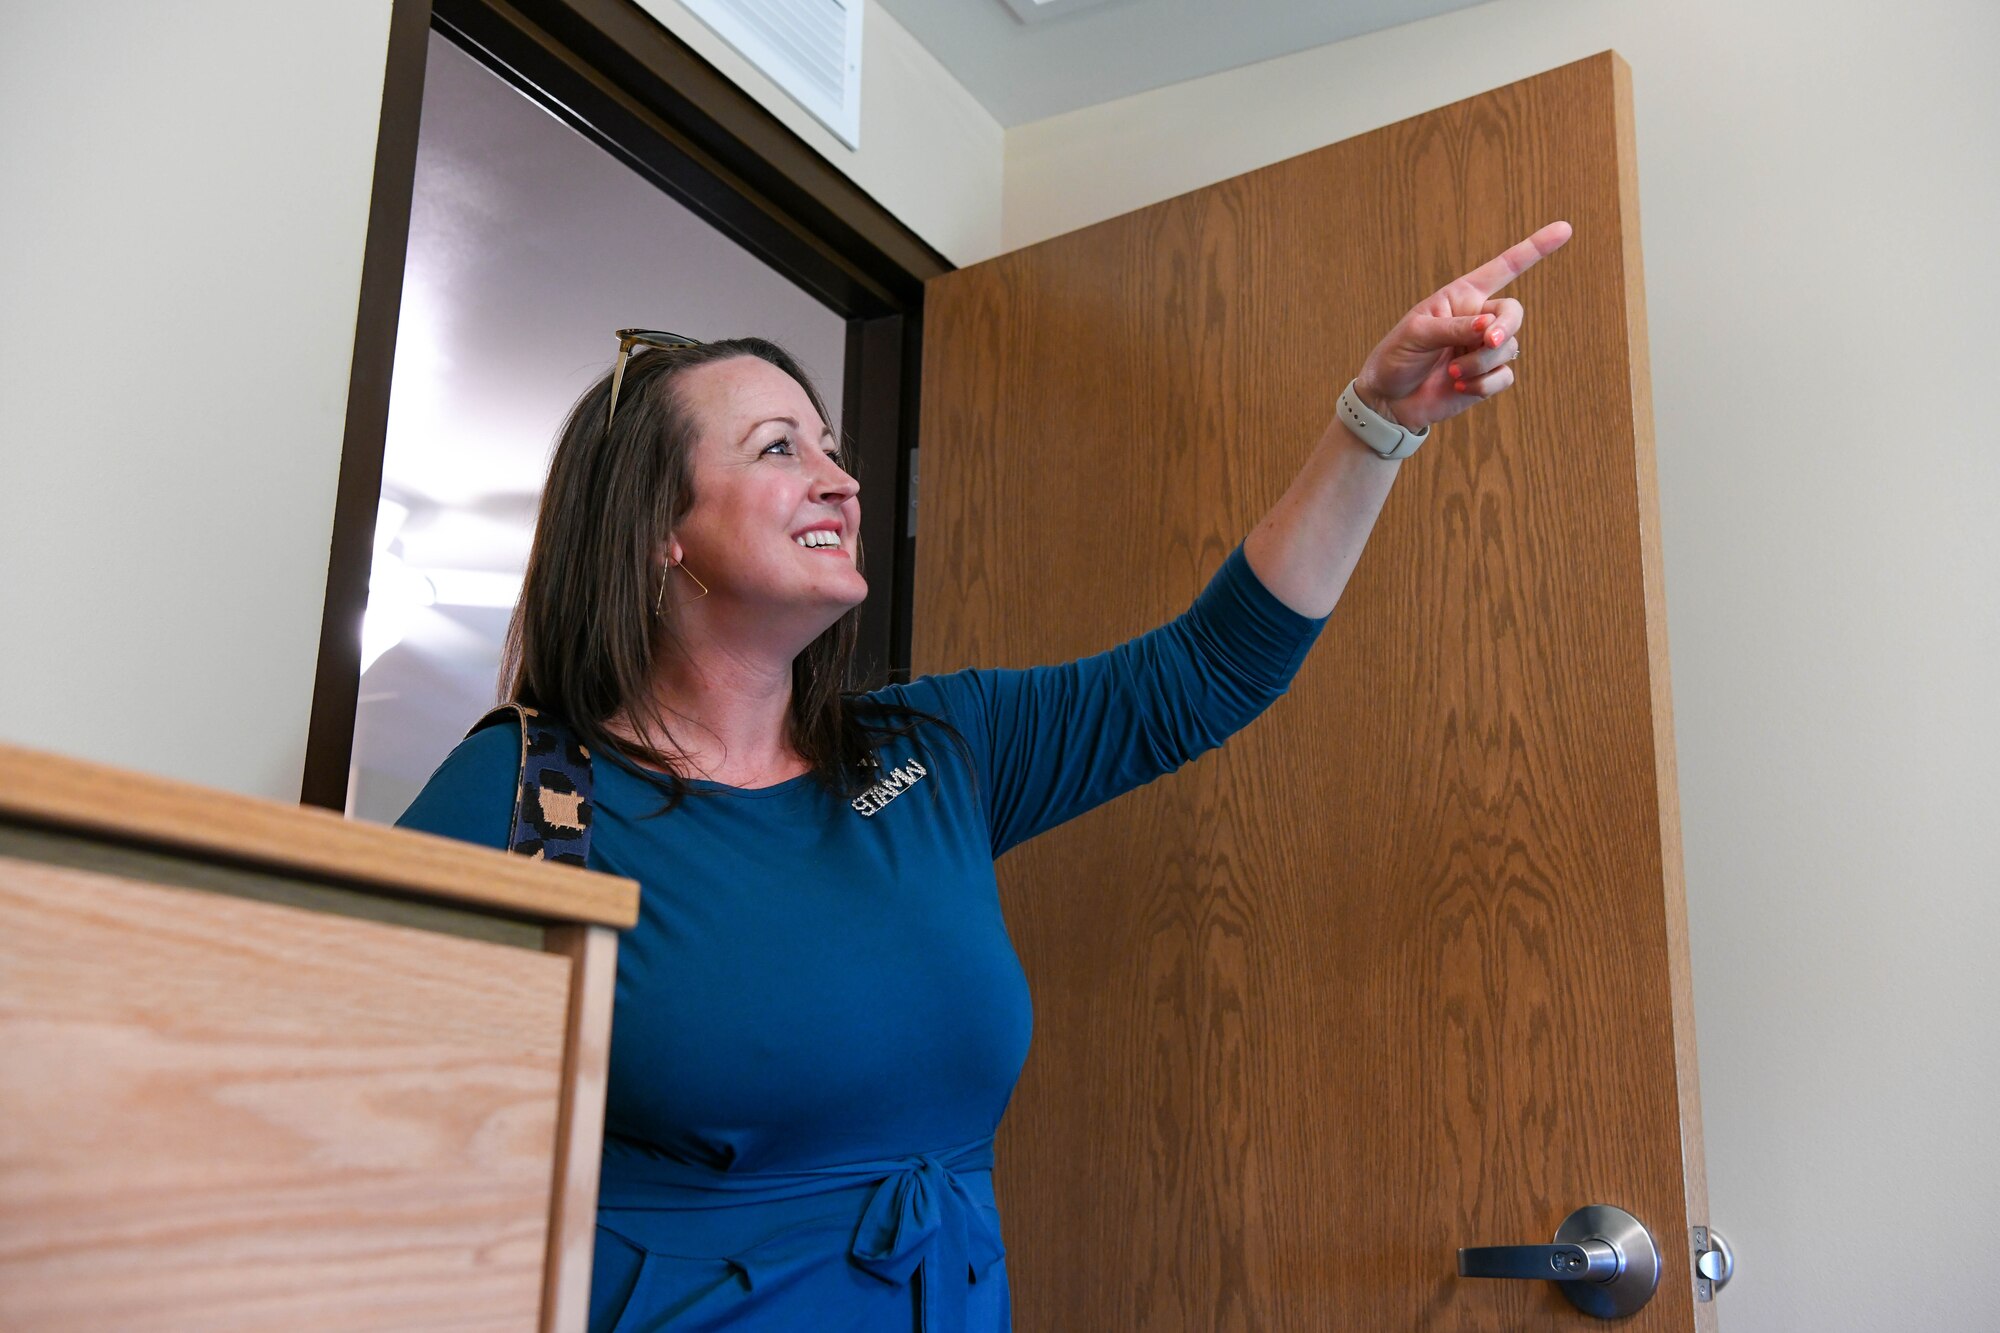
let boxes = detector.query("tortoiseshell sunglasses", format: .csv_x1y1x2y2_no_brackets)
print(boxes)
607,328,703,430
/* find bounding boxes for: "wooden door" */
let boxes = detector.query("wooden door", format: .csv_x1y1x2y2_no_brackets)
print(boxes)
912,53,1711,1330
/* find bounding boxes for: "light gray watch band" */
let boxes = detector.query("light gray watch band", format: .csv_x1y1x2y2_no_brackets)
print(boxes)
1337,378,1428,460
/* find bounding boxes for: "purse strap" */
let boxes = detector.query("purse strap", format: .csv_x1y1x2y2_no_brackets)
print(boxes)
466,703,594,866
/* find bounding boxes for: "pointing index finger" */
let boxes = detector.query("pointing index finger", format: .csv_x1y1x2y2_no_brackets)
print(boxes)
1459,220,1573,298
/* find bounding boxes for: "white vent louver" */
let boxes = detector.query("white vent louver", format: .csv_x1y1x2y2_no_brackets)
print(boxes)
678,0,863,148
998,0,1123,23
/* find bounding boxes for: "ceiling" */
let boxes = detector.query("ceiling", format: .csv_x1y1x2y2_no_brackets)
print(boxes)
874,0,1498,127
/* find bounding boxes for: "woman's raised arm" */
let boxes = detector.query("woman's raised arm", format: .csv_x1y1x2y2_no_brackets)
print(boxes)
1242,221,1573,618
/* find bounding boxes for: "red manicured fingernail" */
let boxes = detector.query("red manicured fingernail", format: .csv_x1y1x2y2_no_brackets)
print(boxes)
1474,314,1494,331
1489,329,1505,346
1448,363,1461,379
1454,380,1468,393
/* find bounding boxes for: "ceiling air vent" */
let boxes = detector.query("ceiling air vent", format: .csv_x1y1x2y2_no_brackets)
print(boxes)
679,0,862,147
997,0,1126,24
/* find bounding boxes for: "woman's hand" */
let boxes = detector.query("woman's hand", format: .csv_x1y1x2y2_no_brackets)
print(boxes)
1246,221,1574,617
1354,220,1573,432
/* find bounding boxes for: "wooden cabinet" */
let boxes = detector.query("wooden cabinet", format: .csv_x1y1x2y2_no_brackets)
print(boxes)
0,742,638,1332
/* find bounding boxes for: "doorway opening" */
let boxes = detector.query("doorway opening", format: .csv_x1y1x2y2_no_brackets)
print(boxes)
305,0,946,814
349,30,853,821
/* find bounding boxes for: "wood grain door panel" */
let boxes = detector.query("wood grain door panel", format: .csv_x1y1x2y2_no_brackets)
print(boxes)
915,52,1709,1331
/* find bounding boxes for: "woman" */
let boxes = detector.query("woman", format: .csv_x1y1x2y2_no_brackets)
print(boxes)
398,221,1571,1332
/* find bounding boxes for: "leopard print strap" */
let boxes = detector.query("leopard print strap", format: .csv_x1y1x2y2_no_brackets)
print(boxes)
467,703,594,867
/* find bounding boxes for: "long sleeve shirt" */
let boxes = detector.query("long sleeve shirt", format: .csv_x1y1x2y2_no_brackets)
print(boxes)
394,542,1326,1332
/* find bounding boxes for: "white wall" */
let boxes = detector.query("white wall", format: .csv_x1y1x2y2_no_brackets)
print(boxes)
1004,2,2000,1329
635,0,1004,264
1,1,397,801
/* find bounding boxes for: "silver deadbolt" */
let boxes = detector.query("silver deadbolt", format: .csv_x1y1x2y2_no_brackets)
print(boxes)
1458,1204,1662,1318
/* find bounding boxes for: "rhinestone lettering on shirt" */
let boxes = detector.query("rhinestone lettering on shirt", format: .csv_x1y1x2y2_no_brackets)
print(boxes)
850,759,928,816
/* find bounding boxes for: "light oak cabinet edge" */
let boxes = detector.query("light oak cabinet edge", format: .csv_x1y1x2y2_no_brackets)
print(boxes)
0,740,638,1333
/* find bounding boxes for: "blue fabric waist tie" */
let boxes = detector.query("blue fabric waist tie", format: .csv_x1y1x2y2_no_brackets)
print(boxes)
596,1134,1004,1333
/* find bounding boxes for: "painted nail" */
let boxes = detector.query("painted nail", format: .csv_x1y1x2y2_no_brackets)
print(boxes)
1449,364,1461,379
1490,329,1505,347
1474,314,1494,331
1454,381,1468,393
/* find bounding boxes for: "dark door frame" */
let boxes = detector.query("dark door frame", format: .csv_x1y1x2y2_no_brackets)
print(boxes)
302,0,949,811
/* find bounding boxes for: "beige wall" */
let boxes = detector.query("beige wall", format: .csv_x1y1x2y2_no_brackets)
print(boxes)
0,0,999,806
1,1,397,801
1005,2,2000,1329
635,0,1004,265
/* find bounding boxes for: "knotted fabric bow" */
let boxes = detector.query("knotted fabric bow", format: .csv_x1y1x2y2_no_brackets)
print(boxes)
596,1133,1005,1332
850,1147,1007,1332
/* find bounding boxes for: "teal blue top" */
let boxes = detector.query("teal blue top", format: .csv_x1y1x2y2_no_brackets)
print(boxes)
396,544,1325,1332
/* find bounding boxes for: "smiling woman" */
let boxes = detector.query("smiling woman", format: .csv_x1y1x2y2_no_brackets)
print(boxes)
496,335,954,807
393,222,1567,1333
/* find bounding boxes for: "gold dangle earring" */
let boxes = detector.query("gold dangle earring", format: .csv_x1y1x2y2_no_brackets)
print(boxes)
655,560,710,616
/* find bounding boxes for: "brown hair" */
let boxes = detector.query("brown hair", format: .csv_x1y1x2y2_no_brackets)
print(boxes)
501,337,958,809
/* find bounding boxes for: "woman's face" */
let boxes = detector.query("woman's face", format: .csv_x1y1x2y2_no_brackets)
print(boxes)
667,355,867,648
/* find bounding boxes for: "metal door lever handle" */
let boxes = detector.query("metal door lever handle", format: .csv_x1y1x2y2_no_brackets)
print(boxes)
1457,1205,1661,1319
1457,1240,1622,1282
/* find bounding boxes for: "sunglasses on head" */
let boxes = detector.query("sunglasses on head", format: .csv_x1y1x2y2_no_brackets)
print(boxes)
607,328,703,430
